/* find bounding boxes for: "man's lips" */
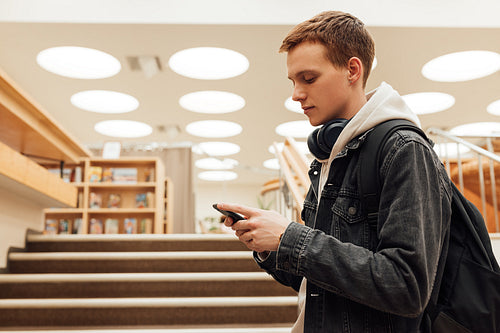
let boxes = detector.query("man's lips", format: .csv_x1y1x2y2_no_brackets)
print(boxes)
302,106,314,115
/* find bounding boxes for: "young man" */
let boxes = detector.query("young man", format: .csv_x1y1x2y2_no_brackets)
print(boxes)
217,11,452,332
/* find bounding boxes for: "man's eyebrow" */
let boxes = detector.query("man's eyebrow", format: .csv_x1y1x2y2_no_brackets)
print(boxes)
288,70,317,80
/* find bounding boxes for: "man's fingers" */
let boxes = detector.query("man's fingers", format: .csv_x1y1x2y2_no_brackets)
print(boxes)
217,202,259,217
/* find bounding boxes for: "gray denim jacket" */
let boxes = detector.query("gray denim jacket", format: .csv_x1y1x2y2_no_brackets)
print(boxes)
256,129,452,332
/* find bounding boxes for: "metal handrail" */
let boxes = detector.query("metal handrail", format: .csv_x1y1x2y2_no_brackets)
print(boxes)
427,128,500,163
427,127,500,233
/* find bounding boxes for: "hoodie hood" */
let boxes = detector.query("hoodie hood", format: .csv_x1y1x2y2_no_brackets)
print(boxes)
313,82,421,200
321,81,421,163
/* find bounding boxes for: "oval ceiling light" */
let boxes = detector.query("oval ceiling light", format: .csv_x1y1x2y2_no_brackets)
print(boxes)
422,50,500,82
371,57,378,71
275,120,317,138
179,90,245,114
450,122,500,136
94,120,152,138
195,157,238,170
285,97,302,113
71,90,139,113
402,92,455,115
198,171,238,181
36,46,121,79
487,99,500,116
186,120,242,138
194,142,240,156
168,47,249,80
433,142,471,158
263,158,280,170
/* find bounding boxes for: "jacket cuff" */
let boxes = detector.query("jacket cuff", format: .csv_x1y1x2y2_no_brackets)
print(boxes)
276,221,312,274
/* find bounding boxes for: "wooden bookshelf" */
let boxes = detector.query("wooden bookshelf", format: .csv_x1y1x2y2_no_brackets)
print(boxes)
43,157,168,234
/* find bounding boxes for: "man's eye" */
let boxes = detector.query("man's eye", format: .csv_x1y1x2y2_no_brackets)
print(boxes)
304,77,315,83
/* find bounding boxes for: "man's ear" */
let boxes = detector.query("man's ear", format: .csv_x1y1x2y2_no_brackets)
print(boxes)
347,57,363,84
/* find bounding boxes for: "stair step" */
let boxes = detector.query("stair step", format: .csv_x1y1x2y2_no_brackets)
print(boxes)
0,325,293,332
0,296,299,327
8,251,260,273
25,234,249,252
0,272,296,298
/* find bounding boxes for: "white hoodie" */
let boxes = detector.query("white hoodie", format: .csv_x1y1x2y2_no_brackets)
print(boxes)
291,82,421,333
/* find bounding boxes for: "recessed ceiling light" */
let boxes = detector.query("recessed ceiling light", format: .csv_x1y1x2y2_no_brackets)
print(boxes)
194,142,241,156
71,90,139,113
275,120,317,138
487,99,500,116
263,158,280,170
284,97,302,113
422,50,500,82
450,122,500,136
179,91,245,114
402,92,455,115
433,142,471,158
198,171,238,181
186,120,242,138
36,46,121,79
195,157,238,170
94,120,153,138
268,141,310,155
168,47,249,80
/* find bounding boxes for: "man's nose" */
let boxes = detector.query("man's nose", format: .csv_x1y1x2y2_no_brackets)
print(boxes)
292,86,306,102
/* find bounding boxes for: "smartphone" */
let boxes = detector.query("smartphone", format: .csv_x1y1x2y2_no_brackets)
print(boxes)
212,204,245,223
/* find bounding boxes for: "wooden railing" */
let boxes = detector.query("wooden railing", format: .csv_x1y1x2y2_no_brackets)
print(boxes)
263,137,310,223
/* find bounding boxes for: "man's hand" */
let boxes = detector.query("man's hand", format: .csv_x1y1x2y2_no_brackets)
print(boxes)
216,202,290,252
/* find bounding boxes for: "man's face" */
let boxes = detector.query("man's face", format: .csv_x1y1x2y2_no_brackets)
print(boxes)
287,41,351,126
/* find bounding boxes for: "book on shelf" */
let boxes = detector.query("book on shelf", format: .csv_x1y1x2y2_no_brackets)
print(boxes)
144,167,155,182
89,192,102,209
140,218,153,234
88,166,103,183
124,218,137,234
73,218,83,234
102,167,113,182
44,219,58,235
136,192,155,208
112,168,138,184
136,193,147,208
146,191,155,207
105,218,119,234
89,218,103,234
58,219,70,234
107,193,121,208
74,166,83,183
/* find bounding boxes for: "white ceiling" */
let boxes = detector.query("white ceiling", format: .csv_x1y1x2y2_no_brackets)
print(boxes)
1,1,500,186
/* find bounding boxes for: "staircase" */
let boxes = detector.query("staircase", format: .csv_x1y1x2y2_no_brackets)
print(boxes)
0,232,298,332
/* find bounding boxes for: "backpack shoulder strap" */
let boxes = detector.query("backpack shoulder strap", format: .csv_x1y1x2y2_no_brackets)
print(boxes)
359,119,428,223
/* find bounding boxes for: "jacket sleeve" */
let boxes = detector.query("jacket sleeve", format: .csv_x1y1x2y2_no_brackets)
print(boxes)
253,250,303,292
274,131,452,317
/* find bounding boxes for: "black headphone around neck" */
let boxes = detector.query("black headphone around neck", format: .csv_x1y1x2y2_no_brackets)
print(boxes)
307,118,349,160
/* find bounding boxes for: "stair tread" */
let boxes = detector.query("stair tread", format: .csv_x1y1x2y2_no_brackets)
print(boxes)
0,272,272,283
0,296,298,308
9,251,253,261
27,234,241,243
0,326,293,332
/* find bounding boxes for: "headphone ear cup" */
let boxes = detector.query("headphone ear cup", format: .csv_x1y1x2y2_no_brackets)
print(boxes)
308,119,349,160
307,127,330,160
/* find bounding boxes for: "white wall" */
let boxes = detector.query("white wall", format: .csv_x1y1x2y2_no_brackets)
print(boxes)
0,187,44,268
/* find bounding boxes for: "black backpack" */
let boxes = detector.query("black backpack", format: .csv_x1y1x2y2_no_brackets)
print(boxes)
359,119,500,333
